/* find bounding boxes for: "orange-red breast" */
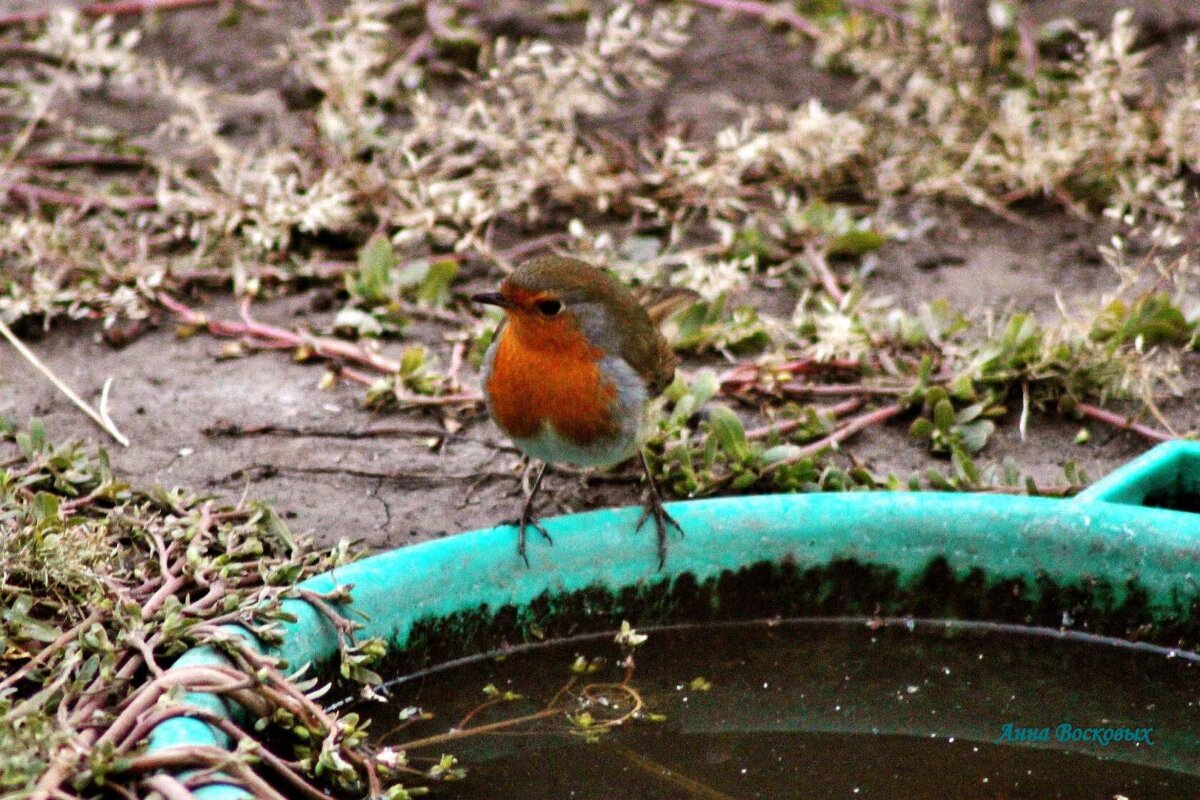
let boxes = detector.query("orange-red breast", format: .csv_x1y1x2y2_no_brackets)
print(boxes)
472,255,687,566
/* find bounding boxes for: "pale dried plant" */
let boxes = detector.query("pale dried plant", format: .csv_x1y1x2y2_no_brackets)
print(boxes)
381,4,691,252
768,99,869,184
1162,38,1200,174
977,10,1151,199
791,290,884,363
812,6,1200,223
288,0,404,155
39,11,145,91
0,12,160,325
641,100,868,228
151,3,692,258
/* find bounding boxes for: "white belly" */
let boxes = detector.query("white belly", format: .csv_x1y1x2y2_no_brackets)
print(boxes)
511,423,640,467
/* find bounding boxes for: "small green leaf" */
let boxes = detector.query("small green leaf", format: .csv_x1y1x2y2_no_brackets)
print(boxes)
762,444,805,463
689,369,720,407
909,417,934,439
932,399,955,433
348,235,397,305
1090,292,1193,347
948,374,976,400
950,445,980,484
31,491,60,524
730,471,758,490
705,405,749,461
954,403,985,425
925,469,955,490
415,259,458,306
827,228,885,257
957,419,995,453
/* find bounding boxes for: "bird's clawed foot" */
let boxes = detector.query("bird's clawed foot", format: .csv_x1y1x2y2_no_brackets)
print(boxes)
635,492,683,570
506,461,551,567
503,509,552,568
637,450,683,569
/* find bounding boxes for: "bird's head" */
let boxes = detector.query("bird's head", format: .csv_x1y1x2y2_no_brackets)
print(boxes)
472,256,639,353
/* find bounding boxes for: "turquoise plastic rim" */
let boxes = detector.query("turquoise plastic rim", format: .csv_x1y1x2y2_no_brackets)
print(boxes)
147,441,1200,797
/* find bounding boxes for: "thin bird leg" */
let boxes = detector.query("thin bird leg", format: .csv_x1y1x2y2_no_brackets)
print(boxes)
635,449,683,569
506,460,552,567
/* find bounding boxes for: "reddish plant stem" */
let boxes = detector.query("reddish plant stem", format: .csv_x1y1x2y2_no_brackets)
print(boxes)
762,403,905,472
209,637,387,798
128,746,292,800
0,0,222,27
160,293,401,373
805,245,845,304
98,665,259,750
123,707,346,800
31,653,144,800
717,357,861,393
294,588,360,638
22,152,146,169
395,707,564,752
141,775,196,800
159,293,484,402
336,365,376,386
1015,5,1039,81
4,181,156,212
1077,403,1174,443
0,611,101,694
400,30,434,67
686,0,820,37
779,381,907,397
743,397,863,441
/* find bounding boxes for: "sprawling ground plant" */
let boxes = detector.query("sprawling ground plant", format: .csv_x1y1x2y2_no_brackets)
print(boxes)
0,421,426,798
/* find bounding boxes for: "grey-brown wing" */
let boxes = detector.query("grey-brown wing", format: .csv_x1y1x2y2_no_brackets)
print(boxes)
619,308,677,398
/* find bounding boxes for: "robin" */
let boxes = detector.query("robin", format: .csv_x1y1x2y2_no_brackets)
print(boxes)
472,255,689,567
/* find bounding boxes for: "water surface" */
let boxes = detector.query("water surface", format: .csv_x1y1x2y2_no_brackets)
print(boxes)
363,619,1200,799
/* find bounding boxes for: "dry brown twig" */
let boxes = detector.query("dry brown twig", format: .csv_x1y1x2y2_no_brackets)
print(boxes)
0,317,130,446
0,0,231,28
685,0,820,37
4,181,157,212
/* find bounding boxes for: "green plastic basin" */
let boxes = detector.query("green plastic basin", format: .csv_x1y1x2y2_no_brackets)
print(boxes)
147,441,1200,797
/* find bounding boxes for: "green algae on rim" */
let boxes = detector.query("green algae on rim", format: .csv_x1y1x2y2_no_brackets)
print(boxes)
147,441,1200,798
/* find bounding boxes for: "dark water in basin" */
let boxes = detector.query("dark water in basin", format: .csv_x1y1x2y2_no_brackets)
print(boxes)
360,620,1200,799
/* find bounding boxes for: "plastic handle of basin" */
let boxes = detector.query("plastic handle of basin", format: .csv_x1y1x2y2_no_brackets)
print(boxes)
1073,440,1200,508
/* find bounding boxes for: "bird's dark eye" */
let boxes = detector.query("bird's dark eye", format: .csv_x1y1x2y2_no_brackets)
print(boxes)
535,299,562,316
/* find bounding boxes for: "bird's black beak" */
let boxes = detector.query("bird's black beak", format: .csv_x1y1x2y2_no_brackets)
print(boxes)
471,291,511,309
